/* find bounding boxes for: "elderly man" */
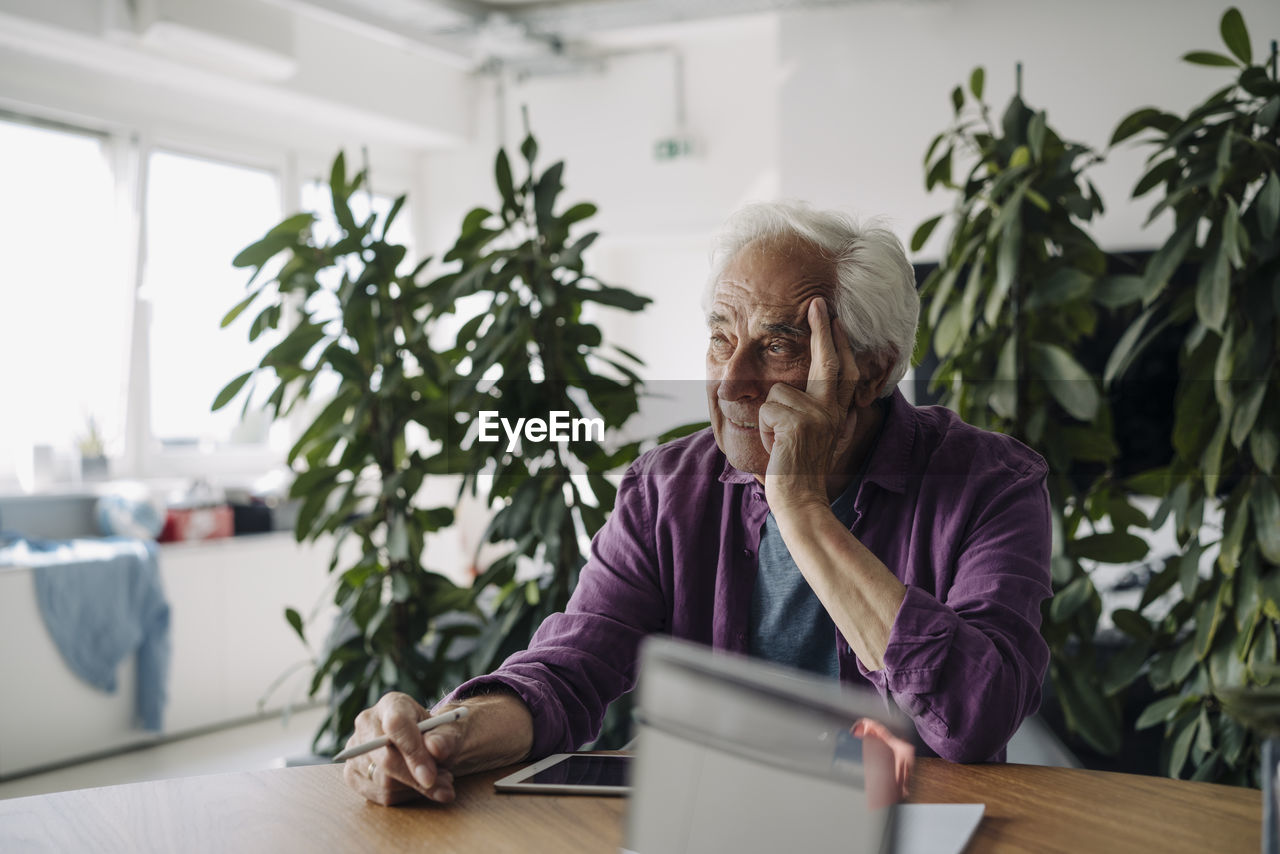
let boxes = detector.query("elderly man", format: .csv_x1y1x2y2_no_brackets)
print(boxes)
344,201,1052,805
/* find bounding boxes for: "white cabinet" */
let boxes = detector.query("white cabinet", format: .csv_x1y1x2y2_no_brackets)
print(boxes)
0,533,337,778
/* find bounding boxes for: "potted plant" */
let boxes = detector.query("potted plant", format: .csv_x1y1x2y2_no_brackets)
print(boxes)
216,153,475,752
77,414,109,480
429,125,703,746
219,129,695,751
1104,7,1280,784
914,66,1148,757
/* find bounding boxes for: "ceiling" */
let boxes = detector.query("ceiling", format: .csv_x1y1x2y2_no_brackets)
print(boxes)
277,0,874,69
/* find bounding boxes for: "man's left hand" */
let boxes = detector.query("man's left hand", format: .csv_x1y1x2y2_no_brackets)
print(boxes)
757,296,859,510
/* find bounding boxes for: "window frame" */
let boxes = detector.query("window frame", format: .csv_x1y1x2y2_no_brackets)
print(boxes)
124,134,297,481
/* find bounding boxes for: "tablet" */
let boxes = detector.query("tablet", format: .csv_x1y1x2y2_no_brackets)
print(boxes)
493,753,631,796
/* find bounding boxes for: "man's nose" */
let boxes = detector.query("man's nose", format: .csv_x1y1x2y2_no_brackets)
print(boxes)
716,347,762,401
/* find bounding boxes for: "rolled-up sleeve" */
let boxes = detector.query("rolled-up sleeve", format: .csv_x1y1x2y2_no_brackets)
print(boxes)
858,461,1053,763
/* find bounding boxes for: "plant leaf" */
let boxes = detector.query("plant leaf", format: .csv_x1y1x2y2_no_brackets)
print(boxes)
1219,7,1252,65
1027,269,1092,309
1028,112,1047,161
1169,712,1198,777
1111,108,1164,146
1094,275,1145,309
212,371,253,412
933,303,963,358
560,202,597,227
221,290,259,329
1251,404,1279,473
911,215,944,253
285,607,306,644
1133,157,1179,199
1253,476,1280,565
382,194,407,239
969,67,985,100
926,146,953,190
1230,382,1266,448
1103,640,1151,695
1257,171,1280,238
1182,51,1241,68
1069,531,1150,564
1112,608,1152,640
1051,576,1093,622
1136,694,1187,730
1195,237,1230,333
1142,219,1196,303
495,149,517,215
986,189,1025,326
534,161,565,233
1056,665,1122,755
1029,342,1099,421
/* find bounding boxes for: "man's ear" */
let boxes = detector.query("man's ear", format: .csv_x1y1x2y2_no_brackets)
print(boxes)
852,351,893,408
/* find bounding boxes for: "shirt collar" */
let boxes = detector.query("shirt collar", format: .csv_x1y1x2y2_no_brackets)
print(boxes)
718,456,757,485
715,386,916,493
862,387,914,495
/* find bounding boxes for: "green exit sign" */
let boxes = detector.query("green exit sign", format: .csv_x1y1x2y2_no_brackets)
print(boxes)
654,135,696,161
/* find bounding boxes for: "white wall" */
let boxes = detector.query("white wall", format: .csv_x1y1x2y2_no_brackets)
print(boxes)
420,16,781,385
779,0,1280,255
418,0,1280,393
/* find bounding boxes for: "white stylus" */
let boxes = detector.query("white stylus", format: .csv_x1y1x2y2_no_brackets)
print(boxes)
332,707,470,762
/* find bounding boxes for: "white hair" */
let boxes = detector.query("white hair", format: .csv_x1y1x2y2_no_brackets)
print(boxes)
703,201,920,397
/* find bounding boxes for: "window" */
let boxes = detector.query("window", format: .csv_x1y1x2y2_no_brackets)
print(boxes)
141,150,283,449
0,110,419,492
0,117,127,489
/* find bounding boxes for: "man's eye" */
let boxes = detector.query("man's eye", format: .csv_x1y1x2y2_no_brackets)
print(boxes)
767,341,794,355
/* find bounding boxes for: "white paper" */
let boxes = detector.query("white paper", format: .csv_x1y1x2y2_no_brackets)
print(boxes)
894,803,985,854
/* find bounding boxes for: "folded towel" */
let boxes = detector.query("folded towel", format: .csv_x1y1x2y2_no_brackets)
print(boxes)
0,535,171,731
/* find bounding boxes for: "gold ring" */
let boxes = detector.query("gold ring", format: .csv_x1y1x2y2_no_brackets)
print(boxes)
367,760,377,778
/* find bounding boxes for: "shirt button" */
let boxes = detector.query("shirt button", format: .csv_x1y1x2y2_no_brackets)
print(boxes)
742,549,753,559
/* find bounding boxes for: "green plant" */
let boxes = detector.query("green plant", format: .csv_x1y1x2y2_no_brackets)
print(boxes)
1103,8,1280,784
428,127,702,745
76,414,105,458
215,153,475,753
914,67,1150,756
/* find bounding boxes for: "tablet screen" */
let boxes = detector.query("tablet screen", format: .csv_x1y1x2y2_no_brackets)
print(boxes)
526,754,630,788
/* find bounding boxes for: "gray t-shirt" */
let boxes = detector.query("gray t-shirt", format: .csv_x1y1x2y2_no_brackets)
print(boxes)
748,477,861,678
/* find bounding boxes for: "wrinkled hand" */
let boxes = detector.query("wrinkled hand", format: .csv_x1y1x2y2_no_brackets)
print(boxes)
342,692,465,805
758,297,859,510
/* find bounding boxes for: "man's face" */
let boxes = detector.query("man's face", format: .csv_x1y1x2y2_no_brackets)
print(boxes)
705,239,837,475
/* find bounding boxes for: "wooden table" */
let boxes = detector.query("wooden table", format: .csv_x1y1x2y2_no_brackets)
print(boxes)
0,758,1261,853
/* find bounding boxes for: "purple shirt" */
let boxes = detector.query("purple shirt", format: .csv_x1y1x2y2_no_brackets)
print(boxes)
449,389,1052,763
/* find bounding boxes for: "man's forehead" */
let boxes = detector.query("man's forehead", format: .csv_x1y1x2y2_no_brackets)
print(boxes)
710,238,834,319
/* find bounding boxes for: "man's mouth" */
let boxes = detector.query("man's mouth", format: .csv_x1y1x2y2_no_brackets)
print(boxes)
726,416,757,429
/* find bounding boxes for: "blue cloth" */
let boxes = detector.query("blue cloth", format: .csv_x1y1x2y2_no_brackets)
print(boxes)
0,535,171,731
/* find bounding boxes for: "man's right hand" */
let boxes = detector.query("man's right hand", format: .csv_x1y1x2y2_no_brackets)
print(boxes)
341,689,535,806
342,692,463,805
